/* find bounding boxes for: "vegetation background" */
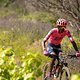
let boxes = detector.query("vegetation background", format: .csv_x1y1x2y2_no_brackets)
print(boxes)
0,0,80,80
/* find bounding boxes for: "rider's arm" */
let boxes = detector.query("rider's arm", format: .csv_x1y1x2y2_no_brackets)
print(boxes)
42,29,53,50
42,40,46,50
66,30,79,52
71,41,80,57
71,41,79,52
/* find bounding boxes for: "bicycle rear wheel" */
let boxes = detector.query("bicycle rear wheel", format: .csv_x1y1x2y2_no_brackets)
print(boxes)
43,63,50,80
59,66,70,80
43,63,56,80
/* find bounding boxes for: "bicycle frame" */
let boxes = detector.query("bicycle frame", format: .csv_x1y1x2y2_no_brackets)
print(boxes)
54,58,68,78
43,54,76,80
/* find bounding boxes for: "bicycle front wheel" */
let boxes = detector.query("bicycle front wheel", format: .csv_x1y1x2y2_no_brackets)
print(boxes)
59,66,70,80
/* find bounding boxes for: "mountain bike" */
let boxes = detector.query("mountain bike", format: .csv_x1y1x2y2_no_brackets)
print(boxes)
43,54,77,80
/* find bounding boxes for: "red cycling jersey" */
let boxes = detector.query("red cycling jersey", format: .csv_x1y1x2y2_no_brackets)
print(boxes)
44,28,74,45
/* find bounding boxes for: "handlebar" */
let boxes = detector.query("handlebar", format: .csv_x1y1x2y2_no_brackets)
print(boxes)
61,54,78,63
67,54,78,59
61,54,78,61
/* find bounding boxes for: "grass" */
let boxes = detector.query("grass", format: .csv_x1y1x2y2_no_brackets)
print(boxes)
19,12,55,23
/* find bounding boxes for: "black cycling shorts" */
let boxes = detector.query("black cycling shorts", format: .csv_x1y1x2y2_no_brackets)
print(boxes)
47,43,62,55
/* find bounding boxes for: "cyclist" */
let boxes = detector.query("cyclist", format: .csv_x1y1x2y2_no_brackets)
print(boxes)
42,18,80,77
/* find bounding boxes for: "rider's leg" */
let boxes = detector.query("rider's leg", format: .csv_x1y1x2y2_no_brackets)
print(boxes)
49,52,56,77
55,57,60,77
55,52,63,77
56,52,64,70
49,58,55,77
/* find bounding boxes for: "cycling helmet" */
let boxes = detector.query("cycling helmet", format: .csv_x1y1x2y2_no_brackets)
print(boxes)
56,19,68,27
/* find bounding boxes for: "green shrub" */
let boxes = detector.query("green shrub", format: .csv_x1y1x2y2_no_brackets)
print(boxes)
0,47,45,79
71,74,80,80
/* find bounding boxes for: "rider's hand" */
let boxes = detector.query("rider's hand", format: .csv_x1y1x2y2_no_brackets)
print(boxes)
43,49,49,56
76,52,80,57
